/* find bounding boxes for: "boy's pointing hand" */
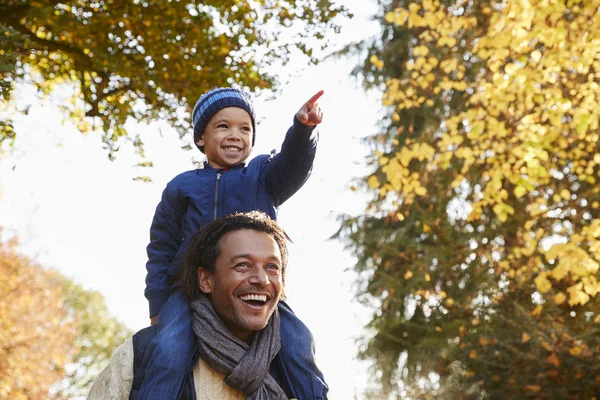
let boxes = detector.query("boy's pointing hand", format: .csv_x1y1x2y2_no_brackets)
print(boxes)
296,90,324,127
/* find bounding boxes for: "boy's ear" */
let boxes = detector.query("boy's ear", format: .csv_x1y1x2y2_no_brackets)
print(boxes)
197,267,213,294
195,135,205,149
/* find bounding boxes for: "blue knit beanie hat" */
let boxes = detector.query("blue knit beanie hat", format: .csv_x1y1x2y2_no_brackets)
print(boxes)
192,87,256,153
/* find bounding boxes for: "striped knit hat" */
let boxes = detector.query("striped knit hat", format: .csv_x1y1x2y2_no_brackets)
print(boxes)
192,87,256,153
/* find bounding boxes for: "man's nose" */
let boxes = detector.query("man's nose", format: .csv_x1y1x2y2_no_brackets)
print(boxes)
248,268,270,287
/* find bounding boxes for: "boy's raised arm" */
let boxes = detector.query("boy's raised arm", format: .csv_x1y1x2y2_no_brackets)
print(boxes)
265,90,324,206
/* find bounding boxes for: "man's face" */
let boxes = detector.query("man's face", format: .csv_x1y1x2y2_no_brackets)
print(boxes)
196,107,253,169
198,229,283,342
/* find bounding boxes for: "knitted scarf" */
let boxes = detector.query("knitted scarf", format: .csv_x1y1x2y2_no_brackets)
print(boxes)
190,295,288,399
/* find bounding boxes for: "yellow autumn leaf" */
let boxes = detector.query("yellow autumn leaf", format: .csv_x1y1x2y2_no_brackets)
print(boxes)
404,270,413,280
367,175,380,189
534,272,552,294
414,186,427,196
414,45,429,57
541,341,554,352
569,346,582,356
370,55,384,69
514,185,527,198
550,262,570,281
554,292,567,305
525,385,542,393
522,332,531,343
546,353,560,368
567,282,591,306
438,36,457,47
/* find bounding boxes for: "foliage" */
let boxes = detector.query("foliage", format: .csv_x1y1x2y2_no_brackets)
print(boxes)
0,0,347,156
0,231,131,398
0,235,78,399
336,0,600,398
58,276,132,398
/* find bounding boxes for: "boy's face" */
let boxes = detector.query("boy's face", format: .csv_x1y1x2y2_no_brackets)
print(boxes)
197,107,253,169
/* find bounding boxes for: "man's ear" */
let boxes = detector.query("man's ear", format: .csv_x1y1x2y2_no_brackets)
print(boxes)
197,267,213,294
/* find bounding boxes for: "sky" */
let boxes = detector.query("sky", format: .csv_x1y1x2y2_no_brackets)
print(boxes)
0,1,384,398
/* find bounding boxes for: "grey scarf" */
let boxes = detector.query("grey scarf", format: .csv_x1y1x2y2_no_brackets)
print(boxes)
190,295,288,399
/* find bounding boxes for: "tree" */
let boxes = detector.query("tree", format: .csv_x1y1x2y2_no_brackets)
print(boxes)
0,0,346,155
0,235,78,399
0,231,131,398
58,277,132,398
336,0,600,398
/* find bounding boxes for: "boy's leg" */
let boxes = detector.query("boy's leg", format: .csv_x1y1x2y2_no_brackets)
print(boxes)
278,300,329,400
138,291,195,400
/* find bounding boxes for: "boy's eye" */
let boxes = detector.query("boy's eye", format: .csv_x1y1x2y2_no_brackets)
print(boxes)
217,123,228,129
242,126,252,132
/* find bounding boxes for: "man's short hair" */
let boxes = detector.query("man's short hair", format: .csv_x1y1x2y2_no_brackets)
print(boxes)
181,211,291,302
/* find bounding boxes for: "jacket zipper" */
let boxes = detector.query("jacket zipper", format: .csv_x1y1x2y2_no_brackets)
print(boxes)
213,172,221,220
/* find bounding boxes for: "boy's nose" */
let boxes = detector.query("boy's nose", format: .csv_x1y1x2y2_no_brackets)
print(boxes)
226,130,243,140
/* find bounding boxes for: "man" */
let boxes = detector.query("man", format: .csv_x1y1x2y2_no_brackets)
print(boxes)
88,211,313,399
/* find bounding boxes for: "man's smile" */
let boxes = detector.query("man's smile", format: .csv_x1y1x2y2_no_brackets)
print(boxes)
238,292,271,309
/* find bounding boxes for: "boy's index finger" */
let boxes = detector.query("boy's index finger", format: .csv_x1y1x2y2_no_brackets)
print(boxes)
305,90,324,108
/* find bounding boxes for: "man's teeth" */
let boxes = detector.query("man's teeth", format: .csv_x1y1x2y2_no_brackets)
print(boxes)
240,294,267,302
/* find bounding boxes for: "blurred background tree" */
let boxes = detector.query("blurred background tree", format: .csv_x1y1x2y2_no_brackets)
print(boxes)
336,0,600,398
0,0,347,156
0,230,131,398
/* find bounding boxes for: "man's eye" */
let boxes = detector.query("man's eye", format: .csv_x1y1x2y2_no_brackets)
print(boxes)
266,264,280,272
235,262,250,269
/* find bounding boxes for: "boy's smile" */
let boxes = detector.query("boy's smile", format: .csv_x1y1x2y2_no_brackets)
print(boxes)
196,107,253,169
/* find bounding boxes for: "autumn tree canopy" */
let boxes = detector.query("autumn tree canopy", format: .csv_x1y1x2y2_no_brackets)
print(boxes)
0,0,346,155
337,0,600,398
0,232,131,398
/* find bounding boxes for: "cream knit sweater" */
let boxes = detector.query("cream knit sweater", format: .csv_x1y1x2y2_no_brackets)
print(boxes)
87,338,245,400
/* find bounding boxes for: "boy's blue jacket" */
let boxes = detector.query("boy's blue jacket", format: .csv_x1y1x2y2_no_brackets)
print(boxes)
145,117,318,317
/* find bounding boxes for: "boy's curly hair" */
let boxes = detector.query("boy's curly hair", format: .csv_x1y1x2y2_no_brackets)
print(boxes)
180,211,291,302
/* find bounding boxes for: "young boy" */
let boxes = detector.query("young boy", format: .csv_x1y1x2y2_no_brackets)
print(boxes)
140,87,327,399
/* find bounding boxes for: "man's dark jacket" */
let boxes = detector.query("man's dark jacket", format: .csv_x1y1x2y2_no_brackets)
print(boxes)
129,324,297,399
145,117,318,318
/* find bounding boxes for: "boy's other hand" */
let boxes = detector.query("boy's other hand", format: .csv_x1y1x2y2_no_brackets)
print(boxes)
151,315,158,326
296,90,324,127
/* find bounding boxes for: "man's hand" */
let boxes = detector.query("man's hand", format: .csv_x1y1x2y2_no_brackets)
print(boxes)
151,315,158,326
296,90,324,127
